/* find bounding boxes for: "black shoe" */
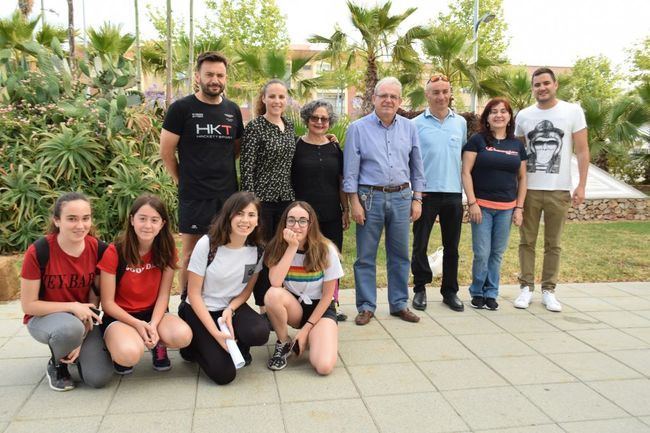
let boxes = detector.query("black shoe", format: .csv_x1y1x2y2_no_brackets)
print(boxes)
470,296,485,309
151,343,171,371
485,298,499,311
113,362,134,375
238,343,253,367
442,294,465,312
46,359,75,391
412,290,427,311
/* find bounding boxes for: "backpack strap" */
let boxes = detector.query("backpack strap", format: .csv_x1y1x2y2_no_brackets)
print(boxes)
91,239,109,297
181,240,218,302
115,248,127,287
34,237,49,300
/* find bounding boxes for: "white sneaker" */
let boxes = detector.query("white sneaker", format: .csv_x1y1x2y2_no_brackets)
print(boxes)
514,286,533,309
542,290,562,312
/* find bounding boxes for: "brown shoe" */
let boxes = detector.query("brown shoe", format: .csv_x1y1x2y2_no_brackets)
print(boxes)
390,308,420,323
355,310,374,326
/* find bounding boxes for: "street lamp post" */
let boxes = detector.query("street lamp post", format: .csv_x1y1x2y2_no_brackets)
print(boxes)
471,0,495,113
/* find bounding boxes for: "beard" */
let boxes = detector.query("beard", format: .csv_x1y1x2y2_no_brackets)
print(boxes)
199,81,224,98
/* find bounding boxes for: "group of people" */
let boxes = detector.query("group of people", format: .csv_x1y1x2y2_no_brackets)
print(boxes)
20,50,589,392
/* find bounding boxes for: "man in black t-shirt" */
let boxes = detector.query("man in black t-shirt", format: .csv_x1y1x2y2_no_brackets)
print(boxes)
160,52,244,291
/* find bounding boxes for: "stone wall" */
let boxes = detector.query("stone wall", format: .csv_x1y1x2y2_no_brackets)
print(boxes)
568,198,649,221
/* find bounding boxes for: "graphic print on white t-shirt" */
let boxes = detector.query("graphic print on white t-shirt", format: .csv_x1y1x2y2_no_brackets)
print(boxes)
526,119,564,174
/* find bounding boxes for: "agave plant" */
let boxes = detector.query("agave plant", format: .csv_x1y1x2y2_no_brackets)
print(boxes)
0,163,53,225
38,126,104,184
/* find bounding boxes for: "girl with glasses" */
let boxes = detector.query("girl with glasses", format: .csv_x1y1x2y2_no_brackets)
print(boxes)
263,201,343,373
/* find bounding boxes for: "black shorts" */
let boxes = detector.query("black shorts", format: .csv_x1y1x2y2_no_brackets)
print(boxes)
178,195,230,234
100,309,154,334
293,294,337,327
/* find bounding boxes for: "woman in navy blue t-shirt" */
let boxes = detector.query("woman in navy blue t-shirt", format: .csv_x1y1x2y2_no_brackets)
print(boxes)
461,98,528,310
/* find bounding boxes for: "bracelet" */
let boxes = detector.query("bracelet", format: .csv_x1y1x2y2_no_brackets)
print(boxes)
225,306,235,316
467,201,477,207
515,206,524,210
306,320,315,327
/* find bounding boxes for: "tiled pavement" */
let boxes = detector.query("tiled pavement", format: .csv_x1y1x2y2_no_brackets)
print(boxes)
1,282,650,433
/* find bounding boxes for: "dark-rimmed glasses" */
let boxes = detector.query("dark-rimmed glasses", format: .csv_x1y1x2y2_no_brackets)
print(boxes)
286,217,310,228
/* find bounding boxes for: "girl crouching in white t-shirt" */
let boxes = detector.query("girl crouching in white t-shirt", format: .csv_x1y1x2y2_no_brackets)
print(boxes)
264,201,343,374
179,191,270,385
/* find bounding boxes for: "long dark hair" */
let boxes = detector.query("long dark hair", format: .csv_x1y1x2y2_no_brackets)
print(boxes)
264,201,331,273
480,97,515,143
47,192,92,234
115,194,177,270
207,191,263,251
255,79,288,116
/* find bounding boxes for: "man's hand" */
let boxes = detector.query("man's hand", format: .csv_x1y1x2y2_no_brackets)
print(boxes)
410,200,422,222
572,185,586,207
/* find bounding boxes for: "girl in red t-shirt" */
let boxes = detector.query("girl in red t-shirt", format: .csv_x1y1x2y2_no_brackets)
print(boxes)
21,192,113,392
98,195,192,374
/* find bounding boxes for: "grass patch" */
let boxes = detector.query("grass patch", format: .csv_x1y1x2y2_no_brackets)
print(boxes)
338,220,650,289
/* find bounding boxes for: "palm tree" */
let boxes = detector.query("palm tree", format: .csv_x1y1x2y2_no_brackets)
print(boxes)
165,0,172,107
312,1,430,114
418,26,502,109
233,47,320,111
482,67,532,113
583,94,650,171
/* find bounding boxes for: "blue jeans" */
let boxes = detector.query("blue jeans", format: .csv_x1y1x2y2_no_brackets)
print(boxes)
469,207,514,299
355,186,412,313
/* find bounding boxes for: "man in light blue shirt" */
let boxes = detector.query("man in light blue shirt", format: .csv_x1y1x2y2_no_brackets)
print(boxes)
411,75,467,312
343,77,426,326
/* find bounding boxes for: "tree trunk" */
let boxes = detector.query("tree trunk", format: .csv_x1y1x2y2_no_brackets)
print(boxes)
362,55,377,115
165,0,173,107
134,0,142,93
67,0,75,73
188,0,194,94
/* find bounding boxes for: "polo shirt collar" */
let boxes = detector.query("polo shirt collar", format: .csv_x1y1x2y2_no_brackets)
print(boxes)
424,107,455,121
371,110,398,127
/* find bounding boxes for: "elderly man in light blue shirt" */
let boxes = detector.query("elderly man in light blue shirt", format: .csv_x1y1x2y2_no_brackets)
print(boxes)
410,75,467,313
343,77,426,326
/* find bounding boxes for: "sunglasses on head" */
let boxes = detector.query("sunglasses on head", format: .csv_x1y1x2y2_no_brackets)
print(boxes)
427,74,449,84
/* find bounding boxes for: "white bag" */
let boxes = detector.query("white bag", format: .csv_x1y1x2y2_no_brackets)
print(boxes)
427,246,444,277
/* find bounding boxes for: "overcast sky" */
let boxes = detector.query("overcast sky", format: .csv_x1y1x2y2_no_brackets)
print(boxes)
3,0,649,70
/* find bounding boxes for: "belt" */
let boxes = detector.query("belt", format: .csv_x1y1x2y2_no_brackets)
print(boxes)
360,183,409,193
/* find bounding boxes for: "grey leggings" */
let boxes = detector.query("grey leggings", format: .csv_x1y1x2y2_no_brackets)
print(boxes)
27,312,113,388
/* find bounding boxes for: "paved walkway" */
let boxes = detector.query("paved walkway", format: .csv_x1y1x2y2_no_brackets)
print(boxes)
1,282,650,433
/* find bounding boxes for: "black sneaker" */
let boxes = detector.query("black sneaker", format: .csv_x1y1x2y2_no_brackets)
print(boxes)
267,340,292,371
470,296,485,309
46,359,74,391
151,343,171,371
113,362,134,375
485,298,499,311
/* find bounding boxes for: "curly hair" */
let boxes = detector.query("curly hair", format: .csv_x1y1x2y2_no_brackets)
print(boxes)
299,99,338,126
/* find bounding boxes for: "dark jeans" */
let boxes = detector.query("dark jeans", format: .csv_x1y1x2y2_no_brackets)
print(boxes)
411,192,463,297
178,302,270,385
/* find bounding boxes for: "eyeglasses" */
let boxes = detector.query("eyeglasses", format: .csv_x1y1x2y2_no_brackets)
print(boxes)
309,115,330,124
286,217,310,228
427,74,449,84
375,93,400,101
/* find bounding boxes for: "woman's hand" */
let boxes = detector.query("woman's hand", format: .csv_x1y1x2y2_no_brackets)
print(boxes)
342,209,350,230
69,302,100,326
293,325,310,357
135,320,157,349
468,203,482,224
282,228,300,248
221,307,236,340
214,331,231,352
512,208,523,226
60,345,81,364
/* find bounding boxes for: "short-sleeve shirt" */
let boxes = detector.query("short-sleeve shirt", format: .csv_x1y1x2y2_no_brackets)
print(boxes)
97,244,163,313
413,108,467,193
187,235,263,311
514,100,587,191
284,243,344,303
162,94,244,200
21,234,99,323
292,138,343,222
240,115,296,202
463,134,528,203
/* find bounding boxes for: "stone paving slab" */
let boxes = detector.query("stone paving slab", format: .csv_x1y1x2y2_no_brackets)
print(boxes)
0,281,648,432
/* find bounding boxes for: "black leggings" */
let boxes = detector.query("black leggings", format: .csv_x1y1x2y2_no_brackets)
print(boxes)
179,302,270,385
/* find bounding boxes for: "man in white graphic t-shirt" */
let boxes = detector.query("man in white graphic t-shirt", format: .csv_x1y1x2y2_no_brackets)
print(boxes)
513,67,590,312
